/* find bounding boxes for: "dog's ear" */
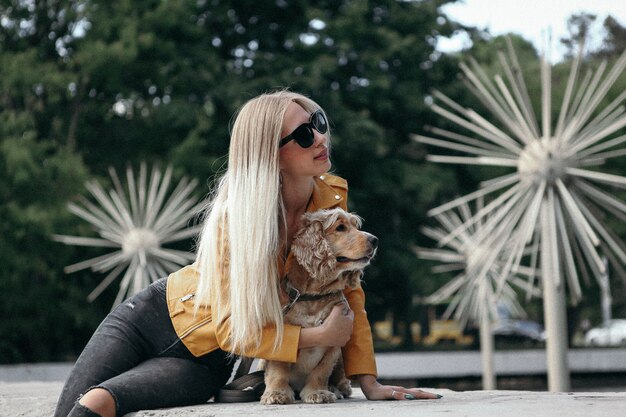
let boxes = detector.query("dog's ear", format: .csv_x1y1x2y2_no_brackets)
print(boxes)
343,270,363,288
292,219,336,280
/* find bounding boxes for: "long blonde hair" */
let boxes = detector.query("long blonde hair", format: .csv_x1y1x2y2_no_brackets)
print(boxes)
195,90,326,355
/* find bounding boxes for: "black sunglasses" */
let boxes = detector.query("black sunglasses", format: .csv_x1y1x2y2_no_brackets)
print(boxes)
279,110,328,148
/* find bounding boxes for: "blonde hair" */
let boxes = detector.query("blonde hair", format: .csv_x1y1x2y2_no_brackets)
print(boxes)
195,90,327,355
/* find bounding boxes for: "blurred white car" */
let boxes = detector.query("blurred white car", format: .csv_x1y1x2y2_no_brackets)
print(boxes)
492,319,546,343
584,319,626,346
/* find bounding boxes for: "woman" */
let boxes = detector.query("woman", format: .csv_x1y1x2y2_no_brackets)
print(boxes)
55,90,440,417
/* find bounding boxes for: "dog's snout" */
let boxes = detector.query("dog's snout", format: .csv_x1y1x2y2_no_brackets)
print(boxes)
367,233,378,249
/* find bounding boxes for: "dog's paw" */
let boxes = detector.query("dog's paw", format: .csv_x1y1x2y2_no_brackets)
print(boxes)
329,385,344,399
330,380,352,399
302,389,337,404
260,389,295,405
337,378,352,398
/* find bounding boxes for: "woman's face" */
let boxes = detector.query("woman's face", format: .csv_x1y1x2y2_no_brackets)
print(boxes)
279,101,331,178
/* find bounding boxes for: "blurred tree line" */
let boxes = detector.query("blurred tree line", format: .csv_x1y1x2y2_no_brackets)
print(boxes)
0,0,624,362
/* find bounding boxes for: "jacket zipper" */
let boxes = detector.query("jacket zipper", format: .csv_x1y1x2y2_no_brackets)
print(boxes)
178,317,212,340
177,292,210,340
180,293,195,302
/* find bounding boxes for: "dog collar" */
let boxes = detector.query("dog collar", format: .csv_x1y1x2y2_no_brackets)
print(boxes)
281,279,345,315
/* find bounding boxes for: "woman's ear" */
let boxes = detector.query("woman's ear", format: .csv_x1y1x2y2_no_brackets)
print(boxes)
292,220,336,280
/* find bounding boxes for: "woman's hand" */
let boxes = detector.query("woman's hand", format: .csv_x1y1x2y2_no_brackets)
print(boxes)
320,304,354,347
358,374,442,401
298,304,354,349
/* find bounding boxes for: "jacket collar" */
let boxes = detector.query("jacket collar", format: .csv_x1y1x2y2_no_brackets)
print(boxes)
307,175,345,211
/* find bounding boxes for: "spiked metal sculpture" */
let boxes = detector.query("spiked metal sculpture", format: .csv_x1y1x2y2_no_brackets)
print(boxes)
414,39,626,391
54,163,204,309
416,200,540,389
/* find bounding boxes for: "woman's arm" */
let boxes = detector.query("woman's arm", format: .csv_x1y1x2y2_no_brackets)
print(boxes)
212,281,353,358
210,260,302,362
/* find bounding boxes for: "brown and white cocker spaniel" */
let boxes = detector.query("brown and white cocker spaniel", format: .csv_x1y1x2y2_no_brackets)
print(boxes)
260,208,378,404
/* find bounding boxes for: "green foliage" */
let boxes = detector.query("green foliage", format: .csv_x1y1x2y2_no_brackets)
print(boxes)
598,15,626,58
0,120,97,361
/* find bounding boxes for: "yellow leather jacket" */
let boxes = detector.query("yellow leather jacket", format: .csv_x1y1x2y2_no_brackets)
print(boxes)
166,174,377,378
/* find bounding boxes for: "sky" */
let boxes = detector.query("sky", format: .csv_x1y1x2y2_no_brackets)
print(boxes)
438,0,626,62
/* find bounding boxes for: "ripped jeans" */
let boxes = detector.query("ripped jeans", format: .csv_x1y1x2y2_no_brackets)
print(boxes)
54,278,233,417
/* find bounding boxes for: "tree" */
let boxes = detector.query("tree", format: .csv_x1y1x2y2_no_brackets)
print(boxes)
0,0,96,362
560,12,597,58
597,15,626,59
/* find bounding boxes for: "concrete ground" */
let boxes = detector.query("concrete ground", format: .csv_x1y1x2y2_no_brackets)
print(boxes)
3,353,626,416
2,381,625,417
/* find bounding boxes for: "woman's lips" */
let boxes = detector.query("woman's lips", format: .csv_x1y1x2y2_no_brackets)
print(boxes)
315,149,328,160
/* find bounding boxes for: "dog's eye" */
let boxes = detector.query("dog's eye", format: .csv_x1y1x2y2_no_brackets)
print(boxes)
335,224,347,232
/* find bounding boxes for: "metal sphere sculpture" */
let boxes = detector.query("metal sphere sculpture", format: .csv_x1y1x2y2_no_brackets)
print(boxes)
54,163,204,308
416,201,537,325
416,200,540,389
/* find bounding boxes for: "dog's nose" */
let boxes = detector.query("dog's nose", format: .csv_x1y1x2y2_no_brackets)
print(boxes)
368,234,378,249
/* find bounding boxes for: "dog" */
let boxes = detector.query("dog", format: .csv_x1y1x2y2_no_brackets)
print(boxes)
260,208,378,404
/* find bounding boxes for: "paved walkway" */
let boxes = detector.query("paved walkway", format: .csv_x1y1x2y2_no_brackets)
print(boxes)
2,381,625,417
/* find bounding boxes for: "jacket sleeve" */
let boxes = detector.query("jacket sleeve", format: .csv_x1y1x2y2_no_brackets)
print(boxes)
342,283,378,377
338,179,378,377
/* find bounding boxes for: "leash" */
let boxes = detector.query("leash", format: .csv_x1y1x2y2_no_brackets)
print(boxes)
216,368,265,402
